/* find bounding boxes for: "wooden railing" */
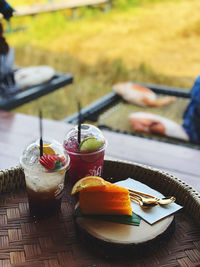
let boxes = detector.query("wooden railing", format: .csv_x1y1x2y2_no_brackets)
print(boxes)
0,0,111,19
13,0,110,17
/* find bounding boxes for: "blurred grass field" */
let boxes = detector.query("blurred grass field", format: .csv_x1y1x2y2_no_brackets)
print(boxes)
4,0,200,120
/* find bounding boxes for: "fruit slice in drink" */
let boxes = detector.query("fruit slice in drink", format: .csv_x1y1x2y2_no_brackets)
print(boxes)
79,137,104,163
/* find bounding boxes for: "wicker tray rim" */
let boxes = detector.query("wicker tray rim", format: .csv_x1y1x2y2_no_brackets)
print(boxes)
1,159,200,200
0,159,199,224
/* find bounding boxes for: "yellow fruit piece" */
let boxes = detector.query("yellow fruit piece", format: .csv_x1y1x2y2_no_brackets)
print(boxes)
71,176,106,195
38,144,55,155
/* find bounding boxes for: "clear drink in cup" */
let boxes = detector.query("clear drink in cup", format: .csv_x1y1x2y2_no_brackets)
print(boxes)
63,124,106,185
20,139,70,218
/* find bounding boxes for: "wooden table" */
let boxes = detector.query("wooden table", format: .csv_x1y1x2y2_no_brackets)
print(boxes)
0,111,199,266
0,111,199,193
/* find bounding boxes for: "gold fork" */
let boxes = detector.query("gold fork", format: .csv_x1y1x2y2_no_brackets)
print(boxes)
128,189,157,199
128,189,176,206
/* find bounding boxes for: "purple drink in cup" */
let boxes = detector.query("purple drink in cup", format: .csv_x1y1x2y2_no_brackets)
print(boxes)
63,124,106,185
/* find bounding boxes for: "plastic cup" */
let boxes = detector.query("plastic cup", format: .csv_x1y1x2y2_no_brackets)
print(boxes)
63,124,107,185
20,139,70,218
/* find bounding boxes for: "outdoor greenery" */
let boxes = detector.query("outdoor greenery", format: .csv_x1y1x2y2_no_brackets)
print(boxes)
4,0,200,120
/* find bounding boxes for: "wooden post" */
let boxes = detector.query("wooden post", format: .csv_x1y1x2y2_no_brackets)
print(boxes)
5,20,12,33
72,8,78,19
104,0,112,11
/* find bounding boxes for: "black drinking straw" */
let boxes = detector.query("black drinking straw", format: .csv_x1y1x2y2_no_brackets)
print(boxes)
78,102,81,144
39,110,43,157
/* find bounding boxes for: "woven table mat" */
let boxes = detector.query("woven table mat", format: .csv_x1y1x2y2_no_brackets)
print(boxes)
0,190,199,266
0,161,199,266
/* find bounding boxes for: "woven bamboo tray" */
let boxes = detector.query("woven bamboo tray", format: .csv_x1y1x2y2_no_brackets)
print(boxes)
0,160,199,266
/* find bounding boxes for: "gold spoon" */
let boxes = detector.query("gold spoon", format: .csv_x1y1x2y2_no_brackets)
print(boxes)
157,196,176,205
130,193,176,206
130,196,157,208
129,192,158,205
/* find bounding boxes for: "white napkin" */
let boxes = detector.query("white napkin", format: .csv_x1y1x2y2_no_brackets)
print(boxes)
116,178,182,225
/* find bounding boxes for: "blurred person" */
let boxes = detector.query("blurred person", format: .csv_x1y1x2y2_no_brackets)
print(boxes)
0,0,14,20
0,1,18,97
183,76,200,144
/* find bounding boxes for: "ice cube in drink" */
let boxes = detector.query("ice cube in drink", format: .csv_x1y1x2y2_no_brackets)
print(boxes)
20,139,70,218
63,124,106,185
